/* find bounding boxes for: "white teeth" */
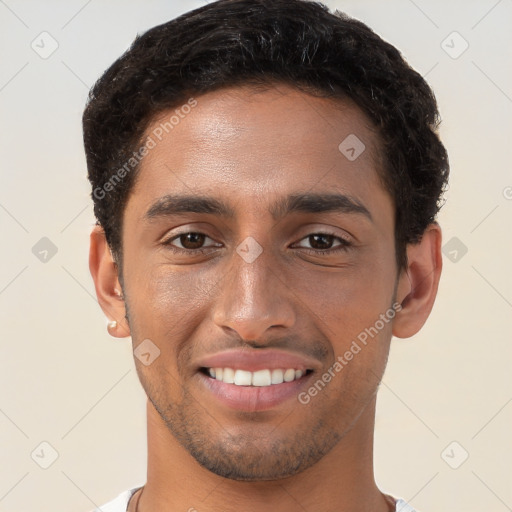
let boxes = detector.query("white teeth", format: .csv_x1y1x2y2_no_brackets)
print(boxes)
223,367,235,384
252,369,271,387
271,369,284,384
234,369,252,386
283,369,295,382
207,367,306,386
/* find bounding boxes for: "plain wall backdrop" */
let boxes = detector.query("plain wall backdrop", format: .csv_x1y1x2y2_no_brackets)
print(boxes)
1,1,511,511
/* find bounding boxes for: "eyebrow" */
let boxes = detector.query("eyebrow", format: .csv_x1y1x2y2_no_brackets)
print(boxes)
143,192,373,223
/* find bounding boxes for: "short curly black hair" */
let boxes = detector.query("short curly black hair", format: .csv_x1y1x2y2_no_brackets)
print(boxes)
83,0,449,277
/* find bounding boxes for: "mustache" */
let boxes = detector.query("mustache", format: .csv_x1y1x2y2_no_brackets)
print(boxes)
194,334,332,364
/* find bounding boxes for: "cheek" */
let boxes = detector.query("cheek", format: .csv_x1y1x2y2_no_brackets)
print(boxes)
129,269,212,392
284,254,397,394
147,267,215,337
124,261,215,363
138,262,211,306
287,257,396,340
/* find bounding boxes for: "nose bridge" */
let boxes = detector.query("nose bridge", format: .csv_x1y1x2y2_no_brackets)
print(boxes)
233,244,273,307
212,238,295,339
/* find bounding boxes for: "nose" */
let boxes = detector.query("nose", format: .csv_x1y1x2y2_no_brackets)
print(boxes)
211,242,296,343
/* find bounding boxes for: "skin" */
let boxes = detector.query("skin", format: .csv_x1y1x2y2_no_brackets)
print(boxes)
89,83,442,512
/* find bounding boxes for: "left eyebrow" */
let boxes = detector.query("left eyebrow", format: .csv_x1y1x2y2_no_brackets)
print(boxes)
269,192,373,222
142,192,373,223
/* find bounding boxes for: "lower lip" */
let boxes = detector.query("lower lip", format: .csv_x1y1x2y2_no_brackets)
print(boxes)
197,371,313,412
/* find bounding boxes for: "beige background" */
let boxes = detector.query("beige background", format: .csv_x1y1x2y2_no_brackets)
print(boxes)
1,1,511,511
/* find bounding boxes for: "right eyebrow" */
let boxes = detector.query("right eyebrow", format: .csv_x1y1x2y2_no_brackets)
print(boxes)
143,194,236,222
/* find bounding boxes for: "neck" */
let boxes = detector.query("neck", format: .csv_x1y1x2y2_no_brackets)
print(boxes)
137,398,391,512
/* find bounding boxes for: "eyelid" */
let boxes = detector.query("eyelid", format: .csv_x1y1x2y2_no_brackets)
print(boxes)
159,223,218,242
292,231,352,249
163,231,220,248
293,227,353,244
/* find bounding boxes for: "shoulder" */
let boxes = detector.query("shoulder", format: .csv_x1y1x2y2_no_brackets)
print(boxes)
90,487,141,512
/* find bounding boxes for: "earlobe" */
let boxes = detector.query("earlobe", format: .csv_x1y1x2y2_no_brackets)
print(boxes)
392,223,443,339
89,225,131,338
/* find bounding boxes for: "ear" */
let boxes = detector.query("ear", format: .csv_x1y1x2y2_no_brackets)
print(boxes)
89,224,131,338
393,223,442,339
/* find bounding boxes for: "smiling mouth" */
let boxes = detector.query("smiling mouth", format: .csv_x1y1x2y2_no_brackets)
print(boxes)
200,367,313,387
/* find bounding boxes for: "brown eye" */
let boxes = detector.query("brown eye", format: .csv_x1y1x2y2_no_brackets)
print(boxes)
176,232,206,249
307,234,336,250
295,233,351,251
163,232,222,253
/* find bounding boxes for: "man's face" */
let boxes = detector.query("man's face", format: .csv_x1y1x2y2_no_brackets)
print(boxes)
120,84,399,480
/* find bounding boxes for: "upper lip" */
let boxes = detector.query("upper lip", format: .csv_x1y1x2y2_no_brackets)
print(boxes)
194,349,320,373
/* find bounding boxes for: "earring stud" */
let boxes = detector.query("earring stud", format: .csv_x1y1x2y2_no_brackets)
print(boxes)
107,320,117,330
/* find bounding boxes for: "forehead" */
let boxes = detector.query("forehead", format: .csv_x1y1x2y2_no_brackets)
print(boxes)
127,83,389,220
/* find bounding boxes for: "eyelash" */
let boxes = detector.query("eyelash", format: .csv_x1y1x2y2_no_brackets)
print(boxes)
161,231,353,256
295,233,352,256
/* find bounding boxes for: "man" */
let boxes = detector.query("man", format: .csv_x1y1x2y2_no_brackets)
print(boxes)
85,0,448,510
